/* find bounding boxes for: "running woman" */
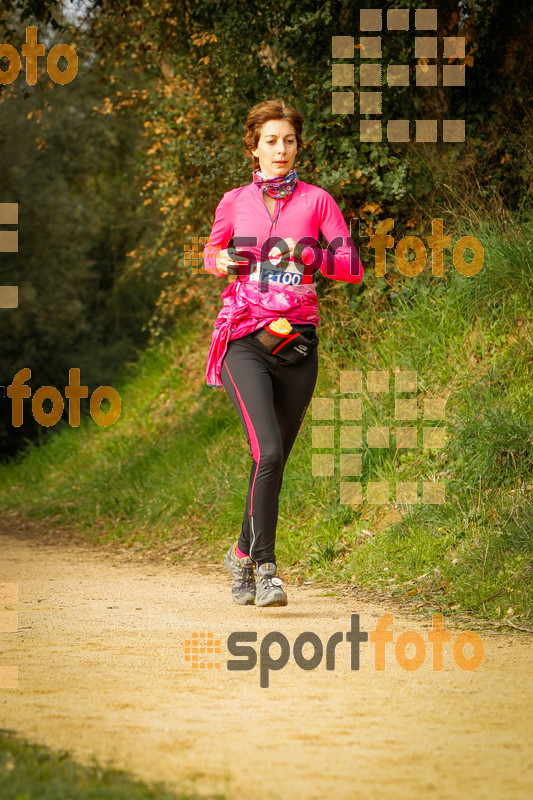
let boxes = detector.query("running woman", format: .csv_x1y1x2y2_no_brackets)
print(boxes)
203,98,363,608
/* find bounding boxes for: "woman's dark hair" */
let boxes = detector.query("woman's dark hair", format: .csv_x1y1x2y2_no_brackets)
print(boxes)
243,98,304,171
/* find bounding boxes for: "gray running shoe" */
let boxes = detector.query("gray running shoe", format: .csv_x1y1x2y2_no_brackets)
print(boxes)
224,541,256,605
255,562,288,607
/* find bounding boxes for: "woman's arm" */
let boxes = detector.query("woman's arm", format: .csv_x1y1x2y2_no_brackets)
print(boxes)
300,189,363,284
202,192,235,276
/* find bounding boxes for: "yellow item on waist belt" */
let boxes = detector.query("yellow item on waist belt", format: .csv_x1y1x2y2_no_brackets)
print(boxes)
267,317,292,335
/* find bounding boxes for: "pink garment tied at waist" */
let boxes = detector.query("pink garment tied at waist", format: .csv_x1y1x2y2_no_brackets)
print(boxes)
205,280,321,389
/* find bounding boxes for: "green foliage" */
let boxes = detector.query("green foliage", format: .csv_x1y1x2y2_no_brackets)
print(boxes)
448,406,533,488
1,214,532,623
0,730,222,800
0,0,532,625
0,6,161,458
2,0,532,458
79,0,532,340
309,537,346,569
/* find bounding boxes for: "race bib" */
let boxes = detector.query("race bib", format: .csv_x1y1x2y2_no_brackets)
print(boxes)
247,258,304,286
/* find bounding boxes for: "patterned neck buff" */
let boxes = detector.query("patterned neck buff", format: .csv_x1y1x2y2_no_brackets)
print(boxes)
252,167,298,199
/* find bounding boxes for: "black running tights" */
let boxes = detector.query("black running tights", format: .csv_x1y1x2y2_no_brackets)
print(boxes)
220,330,318,567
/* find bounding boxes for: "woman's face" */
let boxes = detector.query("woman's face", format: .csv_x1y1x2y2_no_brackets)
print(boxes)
251,118,298,178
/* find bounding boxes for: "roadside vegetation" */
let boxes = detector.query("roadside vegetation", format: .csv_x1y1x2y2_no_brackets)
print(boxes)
2,212,531,626
0,730,224,800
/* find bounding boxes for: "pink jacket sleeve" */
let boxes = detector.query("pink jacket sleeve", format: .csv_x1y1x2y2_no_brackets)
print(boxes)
301,189,363,284
202,191,234,276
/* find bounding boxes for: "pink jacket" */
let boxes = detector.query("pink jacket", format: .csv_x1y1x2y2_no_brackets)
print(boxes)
203,179,363,388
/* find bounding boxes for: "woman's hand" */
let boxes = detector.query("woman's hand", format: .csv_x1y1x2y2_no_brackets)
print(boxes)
268,237,305,264
214,247,250,275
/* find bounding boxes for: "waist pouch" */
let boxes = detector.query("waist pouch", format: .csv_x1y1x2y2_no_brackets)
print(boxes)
254,324,319,363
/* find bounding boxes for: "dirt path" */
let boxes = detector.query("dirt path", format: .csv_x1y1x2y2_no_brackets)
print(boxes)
1,525,532,800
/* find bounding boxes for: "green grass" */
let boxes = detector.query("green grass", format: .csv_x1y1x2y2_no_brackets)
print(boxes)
0,215,532,625
0,730,224,800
